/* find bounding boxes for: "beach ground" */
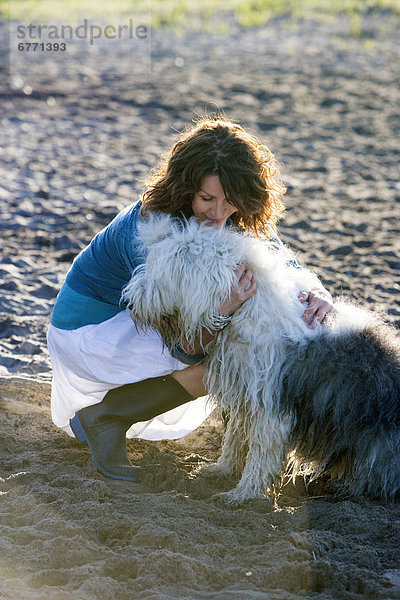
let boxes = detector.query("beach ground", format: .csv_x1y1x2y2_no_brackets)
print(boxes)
0,9,399,599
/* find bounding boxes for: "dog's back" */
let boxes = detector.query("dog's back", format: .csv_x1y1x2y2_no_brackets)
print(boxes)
280,315,400,498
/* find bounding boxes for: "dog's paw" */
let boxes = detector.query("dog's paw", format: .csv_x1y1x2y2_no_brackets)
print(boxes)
197,461,233,479
214,486,271,507
214,489,251,507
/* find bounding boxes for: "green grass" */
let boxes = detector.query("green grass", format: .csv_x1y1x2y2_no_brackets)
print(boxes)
2,0,400,31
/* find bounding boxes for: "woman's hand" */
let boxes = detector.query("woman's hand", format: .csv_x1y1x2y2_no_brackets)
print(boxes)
299,288,336,328
180,265,256,356
219,264,257,316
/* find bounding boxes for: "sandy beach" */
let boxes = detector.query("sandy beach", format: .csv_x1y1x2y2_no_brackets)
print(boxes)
0,10,399,599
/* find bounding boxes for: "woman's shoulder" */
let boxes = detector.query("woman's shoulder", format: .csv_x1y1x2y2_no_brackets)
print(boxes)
112,199,142,223
103,200,143,238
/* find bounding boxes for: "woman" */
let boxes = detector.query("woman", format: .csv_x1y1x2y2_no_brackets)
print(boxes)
47,117,334,481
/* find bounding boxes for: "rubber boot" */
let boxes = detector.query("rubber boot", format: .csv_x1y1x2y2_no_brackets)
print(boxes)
70,375,194,481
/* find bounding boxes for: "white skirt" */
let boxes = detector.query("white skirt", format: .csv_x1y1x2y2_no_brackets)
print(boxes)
47,310,213,440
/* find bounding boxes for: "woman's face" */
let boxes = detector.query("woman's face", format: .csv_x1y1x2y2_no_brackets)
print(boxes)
191,174,238,227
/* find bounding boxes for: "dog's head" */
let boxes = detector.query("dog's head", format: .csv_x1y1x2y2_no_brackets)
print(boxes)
122,213,246,349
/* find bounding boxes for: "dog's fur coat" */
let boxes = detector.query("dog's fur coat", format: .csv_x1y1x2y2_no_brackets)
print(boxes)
123,214,400,504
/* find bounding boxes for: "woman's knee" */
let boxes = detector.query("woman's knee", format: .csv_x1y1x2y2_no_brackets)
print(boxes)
171,363,207,398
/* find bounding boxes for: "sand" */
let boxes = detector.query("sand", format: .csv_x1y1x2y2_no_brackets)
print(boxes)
1,11,399,600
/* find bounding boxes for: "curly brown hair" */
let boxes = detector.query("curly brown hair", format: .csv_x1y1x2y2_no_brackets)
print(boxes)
140,116,286,236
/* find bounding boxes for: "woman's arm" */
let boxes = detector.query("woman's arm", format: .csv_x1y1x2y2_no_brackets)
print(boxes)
176,252,335,363
269,230,336,328
177,264,257,359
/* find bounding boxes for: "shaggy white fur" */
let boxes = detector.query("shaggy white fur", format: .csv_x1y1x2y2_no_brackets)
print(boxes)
123,214,400,505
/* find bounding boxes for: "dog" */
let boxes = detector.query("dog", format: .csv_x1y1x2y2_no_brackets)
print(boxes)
122,213,400,505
